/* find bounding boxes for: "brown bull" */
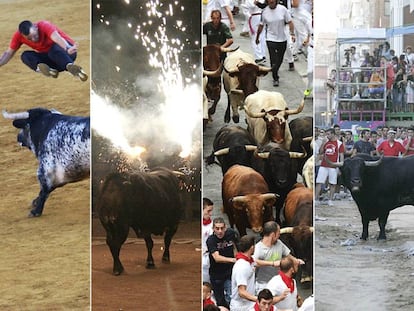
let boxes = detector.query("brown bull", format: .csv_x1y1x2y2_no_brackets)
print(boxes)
222,164,278,236
280,183,313,284
203,44,238,121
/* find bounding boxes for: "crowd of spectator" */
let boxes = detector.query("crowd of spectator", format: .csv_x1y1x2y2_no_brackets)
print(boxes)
329,41,414,113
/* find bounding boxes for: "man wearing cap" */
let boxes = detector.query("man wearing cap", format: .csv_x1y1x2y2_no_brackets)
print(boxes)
0,20,87,81
377,129,407,156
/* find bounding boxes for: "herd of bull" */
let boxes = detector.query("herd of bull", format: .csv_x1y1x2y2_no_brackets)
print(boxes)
203,44,314,283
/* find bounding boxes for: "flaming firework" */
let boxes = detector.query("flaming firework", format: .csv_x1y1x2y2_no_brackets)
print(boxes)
93,0,200,160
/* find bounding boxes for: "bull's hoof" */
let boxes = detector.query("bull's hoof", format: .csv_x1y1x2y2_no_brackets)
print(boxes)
360,235,368,240
28,211,42,218
162,256,170,264
146,262,156,269
113,264,124,275
232,115,240,123
224,115,230,123
377,235,387,240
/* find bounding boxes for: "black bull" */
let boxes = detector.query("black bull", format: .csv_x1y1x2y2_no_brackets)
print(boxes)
338,154,414,240
97,168,184,275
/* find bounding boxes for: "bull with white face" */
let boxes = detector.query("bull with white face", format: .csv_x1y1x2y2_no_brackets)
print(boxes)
222,49,271,123
244,90,305,150
3,108,90,217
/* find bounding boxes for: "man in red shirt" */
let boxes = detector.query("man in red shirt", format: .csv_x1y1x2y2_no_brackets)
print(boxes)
403,127,414,156
377,129,406,156
315,128,344,206
0,20,87,81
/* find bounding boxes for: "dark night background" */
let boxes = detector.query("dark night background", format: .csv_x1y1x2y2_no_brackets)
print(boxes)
91,0,202,220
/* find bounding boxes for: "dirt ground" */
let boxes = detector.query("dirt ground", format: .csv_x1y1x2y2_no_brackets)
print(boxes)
92,218,201,310
0,0,90,309
315,196,414,310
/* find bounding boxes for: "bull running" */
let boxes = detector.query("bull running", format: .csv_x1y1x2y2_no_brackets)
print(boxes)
3,108,90,217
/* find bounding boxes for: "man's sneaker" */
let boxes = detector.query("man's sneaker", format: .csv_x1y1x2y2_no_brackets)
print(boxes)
293,54,299,61
328,200,334,207
255,57,266,64
288,63,295,71
66,63,88,82
304,89,312,97
273,80,279,87
37,63,59,78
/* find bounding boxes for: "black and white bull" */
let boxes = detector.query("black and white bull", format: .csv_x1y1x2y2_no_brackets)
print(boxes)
97,168,184,275
3,108,90,217
204,125,257,175
332,154,414,240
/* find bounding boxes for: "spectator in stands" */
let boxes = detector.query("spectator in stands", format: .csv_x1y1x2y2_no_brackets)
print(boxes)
392,57,406,112
405,46,414,68
406,65,414,112
381,41,392,60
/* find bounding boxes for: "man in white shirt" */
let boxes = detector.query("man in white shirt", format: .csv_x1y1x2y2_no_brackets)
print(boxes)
230,235,257,311
255,0,295,87
266,256,302,310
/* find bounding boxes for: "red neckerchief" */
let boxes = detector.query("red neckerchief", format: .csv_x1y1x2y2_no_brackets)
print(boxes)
279,271,295,293
236,252,254,264
253,302,274,311
203,218,212,226
203,298,215,307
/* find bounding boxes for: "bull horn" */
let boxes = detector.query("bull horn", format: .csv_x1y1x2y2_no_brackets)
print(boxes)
256,151,270,159
286,99,305,116
309,227,314,233
244,105,266,118
230,89,244,95
245,145,257,151
324,155,343,167
172,171,186,177
289,151,307,159
280,227,294,234
231,195,247,203
260,193,279,200
214,147,230,156
364,156,382,167
220,46,239,53
2,110,29,120
257,65,272,72
203,63,223,77
302,136,313,142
